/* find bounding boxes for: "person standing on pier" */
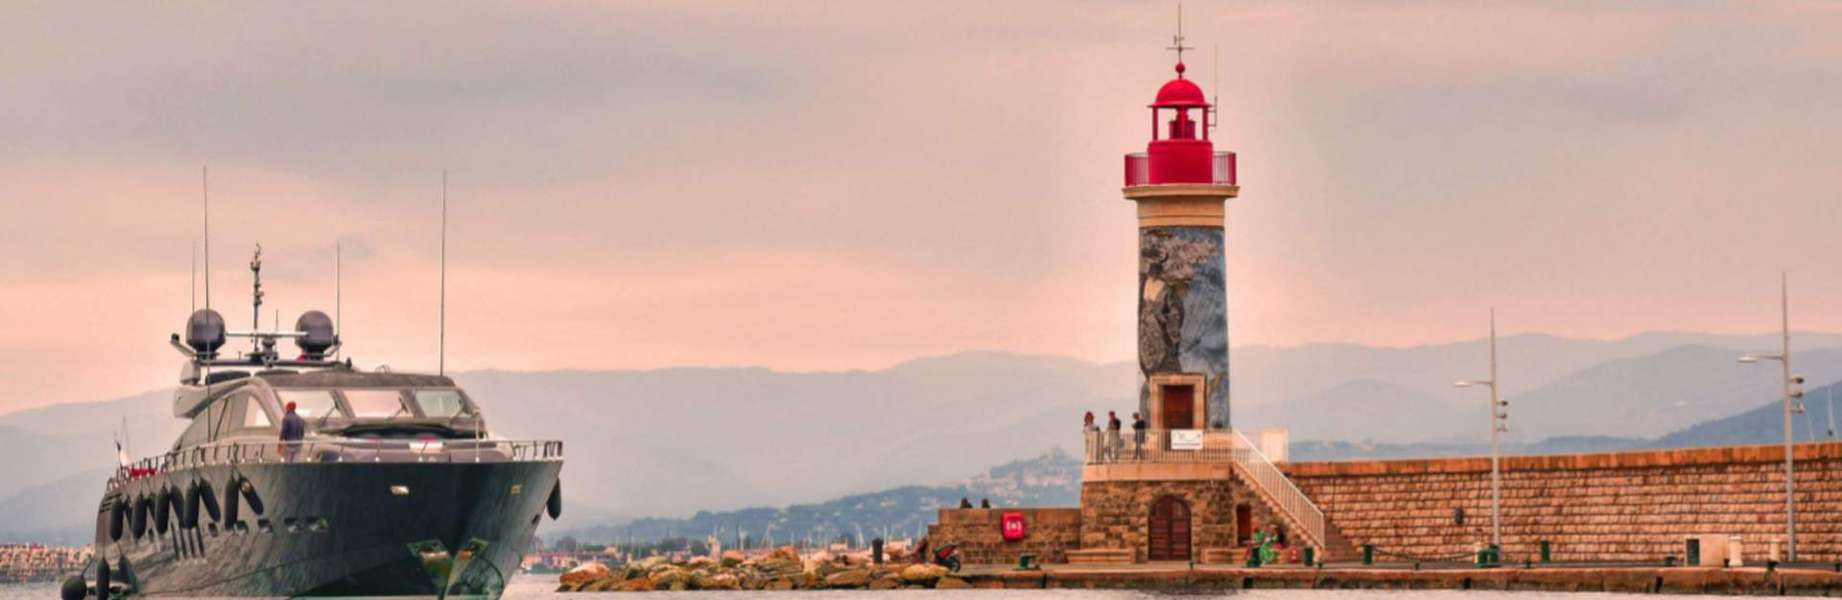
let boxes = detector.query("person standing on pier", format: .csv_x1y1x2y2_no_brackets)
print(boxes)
1106,411,1123,462
1083,411,1099,460
1131,412,1147,460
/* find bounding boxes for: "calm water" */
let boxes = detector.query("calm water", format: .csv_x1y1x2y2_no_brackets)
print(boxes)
0,576,1696,599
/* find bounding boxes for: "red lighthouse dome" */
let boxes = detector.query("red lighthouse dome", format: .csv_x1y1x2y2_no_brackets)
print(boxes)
1125,62,1236,187
1153,64,1207,107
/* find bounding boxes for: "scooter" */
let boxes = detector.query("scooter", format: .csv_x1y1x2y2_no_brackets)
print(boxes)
932,541,962,573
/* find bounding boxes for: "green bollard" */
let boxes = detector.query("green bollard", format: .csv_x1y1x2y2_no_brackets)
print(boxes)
1539,540,1551,564
1362,545,1374,566
1303,546,1316,567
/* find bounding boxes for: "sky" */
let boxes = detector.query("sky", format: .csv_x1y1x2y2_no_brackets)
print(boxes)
2,1,1840,411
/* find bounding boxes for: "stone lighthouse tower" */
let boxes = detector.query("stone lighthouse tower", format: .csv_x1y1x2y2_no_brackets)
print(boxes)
1124,53,1238,433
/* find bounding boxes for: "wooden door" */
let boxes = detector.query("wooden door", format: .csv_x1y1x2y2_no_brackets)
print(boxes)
1235,504,1254,546
1147,496,1192,561
1161,385,1195,430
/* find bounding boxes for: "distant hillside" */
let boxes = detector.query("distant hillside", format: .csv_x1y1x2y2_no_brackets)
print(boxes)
554,449,1080,545
1653,381,1842,448
5,332,1842,542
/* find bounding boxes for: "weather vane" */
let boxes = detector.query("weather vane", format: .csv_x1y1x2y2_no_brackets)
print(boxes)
1166,2,1193,69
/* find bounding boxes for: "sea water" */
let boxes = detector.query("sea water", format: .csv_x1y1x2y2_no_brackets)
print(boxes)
0,576,1695,599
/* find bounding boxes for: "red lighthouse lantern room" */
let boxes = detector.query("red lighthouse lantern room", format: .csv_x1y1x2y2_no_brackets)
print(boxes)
1125,61,1236,187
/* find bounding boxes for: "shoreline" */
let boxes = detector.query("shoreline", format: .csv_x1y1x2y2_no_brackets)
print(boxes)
560,555,1842,595
950,564,1842,594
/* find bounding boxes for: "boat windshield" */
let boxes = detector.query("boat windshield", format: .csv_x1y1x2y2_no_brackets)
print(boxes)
413,389,469,418
344,389,410,419
277,389,341,419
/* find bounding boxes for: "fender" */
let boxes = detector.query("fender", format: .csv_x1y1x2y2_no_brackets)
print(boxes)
546,480,563,520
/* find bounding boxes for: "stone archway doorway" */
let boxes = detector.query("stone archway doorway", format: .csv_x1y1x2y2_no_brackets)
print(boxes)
1147,495,1192,561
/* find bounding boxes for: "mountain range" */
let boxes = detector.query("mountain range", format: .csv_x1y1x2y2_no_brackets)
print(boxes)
2,331,1839,544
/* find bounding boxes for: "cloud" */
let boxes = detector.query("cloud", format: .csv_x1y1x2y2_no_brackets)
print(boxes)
1,1,1841,410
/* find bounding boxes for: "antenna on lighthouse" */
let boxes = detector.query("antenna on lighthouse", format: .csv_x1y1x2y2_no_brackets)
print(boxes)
1209,44,1220,131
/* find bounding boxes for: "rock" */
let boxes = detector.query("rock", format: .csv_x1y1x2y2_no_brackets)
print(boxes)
765,577,796,591
615,577,654,592
721,550,746,567
901,564,948,584
825,569,873,588
842,552,872,566
770,545,800,562
869,576,902,590
757,558,802,575
687,556,717,570
807,550,835,564
584,575,625,592
808,560,846,578
937,577,972,589
560,562,612,588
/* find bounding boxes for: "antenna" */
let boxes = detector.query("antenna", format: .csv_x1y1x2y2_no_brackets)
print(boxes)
202,166,211,387
190,240,197,312
439,169,447,377
250,244,264,353
1209,45,1220,131
334,240,342,359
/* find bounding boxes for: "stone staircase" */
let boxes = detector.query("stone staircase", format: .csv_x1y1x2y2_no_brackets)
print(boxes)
1225,430,1359,562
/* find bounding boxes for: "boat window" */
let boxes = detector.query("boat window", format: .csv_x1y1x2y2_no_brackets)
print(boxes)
343,389,409,419
277,390,341,419
242,395,274,429
413,389,468,418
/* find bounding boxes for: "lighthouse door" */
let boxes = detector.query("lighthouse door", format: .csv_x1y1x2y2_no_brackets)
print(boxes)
1147,495,1191,561
1160,384,1195,430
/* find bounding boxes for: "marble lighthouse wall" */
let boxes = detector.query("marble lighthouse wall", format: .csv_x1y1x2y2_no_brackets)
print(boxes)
1137,226,1230,427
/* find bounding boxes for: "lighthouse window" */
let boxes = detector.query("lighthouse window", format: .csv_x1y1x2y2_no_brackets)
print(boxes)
343,389,410,419
412,389,467,418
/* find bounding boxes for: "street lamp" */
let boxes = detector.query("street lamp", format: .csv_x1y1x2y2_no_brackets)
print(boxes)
1738,272,1805,562
1454,308,1507,550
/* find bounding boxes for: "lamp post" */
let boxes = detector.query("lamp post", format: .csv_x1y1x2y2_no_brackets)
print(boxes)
1739,272,1805,563
1455,308,1507,549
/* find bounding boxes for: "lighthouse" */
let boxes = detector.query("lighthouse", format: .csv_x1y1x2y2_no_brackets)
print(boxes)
1124,51,1238,433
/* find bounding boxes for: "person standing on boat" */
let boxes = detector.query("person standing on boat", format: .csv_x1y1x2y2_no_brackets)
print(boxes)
279,401,306,461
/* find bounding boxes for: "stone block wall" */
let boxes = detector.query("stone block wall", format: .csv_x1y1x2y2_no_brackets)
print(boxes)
1080,479,1288,562
1289,442,1842,563
927,508,1081,565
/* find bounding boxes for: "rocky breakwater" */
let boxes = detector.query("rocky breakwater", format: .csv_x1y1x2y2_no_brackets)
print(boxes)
557,547,972,592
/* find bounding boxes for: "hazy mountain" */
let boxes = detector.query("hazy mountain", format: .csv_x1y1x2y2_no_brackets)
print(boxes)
1260,379,1450,443
0,468,110,545
1230,331,1842,442
460,352,1134,520
1652,381,1842,448
5,332,1842,542
554,449,1081,546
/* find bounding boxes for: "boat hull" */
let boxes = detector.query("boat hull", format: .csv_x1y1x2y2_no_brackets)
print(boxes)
94,459,562,599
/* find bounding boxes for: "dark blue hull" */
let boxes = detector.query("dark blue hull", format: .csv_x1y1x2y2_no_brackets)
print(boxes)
93,460,562,599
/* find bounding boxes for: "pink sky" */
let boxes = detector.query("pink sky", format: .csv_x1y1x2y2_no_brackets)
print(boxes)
2,2,1840,411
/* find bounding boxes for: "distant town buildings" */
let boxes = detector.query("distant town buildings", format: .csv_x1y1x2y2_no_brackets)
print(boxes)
0,544,92,583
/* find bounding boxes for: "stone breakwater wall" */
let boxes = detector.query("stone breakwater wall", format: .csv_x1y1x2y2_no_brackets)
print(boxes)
1289,442,1842,564
927,508,1081,565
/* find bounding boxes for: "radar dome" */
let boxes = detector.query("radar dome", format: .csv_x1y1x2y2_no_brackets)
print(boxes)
294,310,336,357
184,309,227,355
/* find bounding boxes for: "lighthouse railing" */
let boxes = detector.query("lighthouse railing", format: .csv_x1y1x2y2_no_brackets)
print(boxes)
1122,151,1237,186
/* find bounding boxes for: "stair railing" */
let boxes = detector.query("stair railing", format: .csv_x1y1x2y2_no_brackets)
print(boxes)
1229,429,1326,549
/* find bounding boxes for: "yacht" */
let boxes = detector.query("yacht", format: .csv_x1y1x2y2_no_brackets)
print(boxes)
72,255,564,600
